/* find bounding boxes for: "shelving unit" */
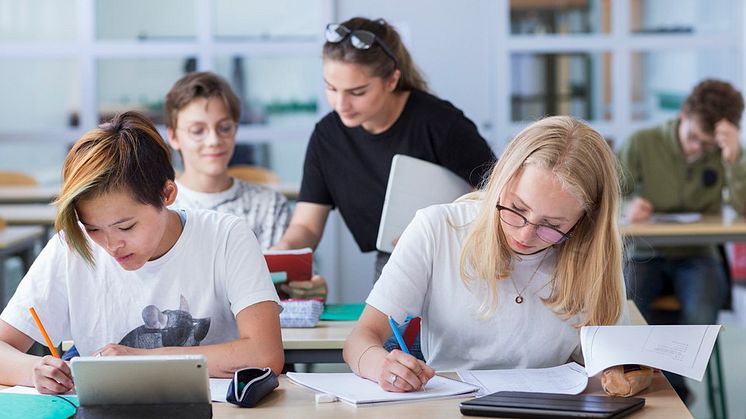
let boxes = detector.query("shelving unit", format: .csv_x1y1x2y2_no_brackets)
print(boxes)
0,0,333,183
497,0,743,150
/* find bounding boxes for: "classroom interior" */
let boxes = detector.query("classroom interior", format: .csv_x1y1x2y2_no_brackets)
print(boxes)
1,0,746,418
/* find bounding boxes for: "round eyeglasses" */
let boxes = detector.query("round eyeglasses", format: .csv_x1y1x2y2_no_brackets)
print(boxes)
496,204,574,244
177,121,238,143
325,23,398,67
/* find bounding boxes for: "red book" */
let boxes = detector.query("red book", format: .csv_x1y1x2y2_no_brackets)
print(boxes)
263,248,313,282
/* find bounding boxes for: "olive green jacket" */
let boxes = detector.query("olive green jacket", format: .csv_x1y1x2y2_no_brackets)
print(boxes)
617,119,746,257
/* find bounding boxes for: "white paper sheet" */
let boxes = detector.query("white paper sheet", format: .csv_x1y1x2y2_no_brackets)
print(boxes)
209,378,231,402
456,362,589,396
286,372,478,406
581,325,721,380
650,212,702,223
0,385,41,394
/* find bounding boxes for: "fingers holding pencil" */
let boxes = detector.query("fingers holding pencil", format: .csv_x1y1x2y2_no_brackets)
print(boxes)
32,355,74,394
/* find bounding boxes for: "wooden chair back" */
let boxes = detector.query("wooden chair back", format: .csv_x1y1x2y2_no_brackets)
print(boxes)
227,165,280,185
0,171,38,187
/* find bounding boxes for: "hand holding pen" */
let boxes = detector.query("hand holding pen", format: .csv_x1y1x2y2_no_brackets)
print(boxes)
28,307,74,394
379,316,434,392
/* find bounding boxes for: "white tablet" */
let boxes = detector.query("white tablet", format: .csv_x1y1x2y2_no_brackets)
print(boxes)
71,355,210,406
376,154,472,253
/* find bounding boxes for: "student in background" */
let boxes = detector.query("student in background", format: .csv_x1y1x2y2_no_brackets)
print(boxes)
0,112,284,394
164,71,325,299
344,116,632,393
274,17,496,280
617,79,746,402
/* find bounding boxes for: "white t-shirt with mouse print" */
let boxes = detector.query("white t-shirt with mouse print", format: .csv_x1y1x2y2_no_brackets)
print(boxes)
1,208,279,356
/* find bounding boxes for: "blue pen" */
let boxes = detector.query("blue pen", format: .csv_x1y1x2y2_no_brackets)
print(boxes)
388,316,410,354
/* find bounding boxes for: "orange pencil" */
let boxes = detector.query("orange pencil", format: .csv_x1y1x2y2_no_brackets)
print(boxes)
28,307,60,358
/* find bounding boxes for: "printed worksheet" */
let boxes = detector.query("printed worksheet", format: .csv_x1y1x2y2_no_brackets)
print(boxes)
581,325,721,380
457,362,589,396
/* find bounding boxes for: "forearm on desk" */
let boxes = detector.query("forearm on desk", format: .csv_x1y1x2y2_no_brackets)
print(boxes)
147,337,284,378
344,329,388,381
0,341,40,386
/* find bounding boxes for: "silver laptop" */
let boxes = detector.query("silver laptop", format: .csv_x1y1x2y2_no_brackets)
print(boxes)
376,154,473,253
71,355,210,406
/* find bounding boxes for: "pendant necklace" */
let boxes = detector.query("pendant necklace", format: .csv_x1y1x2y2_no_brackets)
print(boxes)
510,251,548,304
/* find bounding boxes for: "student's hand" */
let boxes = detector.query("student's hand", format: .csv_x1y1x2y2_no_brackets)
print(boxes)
280,275,328,301
601,364,653,397
626,197,653,223
93,343,144,357
378,349,435,392
32,355,74,394
715,119,741,165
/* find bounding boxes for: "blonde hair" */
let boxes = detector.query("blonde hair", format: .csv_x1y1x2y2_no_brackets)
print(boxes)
54,111,175,265
459,116,624,326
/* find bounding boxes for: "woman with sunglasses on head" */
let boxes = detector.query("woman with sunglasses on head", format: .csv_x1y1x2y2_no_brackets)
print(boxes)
344,116,649,396
274,17,496,280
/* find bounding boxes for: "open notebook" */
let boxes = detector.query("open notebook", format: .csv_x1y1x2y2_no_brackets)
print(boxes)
286,372,478,406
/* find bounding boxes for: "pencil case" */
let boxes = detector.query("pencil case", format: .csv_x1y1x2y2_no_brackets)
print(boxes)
226,367,278,408
278,299,323,328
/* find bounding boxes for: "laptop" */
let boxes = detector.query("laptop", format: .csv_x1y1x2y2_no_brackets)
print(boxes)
376,154,472,253
71,355,210,406
459,391,645,418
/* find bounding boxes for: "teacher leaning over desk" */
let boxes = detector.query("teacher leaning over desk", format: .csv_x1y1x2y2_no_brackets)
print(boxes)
272,16,495,284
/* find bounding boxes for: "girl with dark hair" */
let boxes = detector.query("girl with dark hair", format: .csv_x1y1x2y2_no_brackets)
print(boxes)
0,111,284,394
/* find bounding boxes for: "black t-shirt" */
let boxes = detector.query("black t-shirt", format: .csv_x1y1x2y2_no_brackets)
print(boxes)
298,89,496,252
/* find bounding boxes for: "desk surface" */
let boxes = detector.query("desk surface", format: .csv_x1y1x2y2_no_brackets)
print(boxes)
0,203,57,226
0,226,45,250
0,186,58,204
622,214,746,245
211,372,690,418
282,321,355,350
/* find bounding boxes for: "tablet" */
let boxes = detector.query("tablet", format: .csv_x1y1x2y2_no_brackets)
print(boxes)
459,391,645,418
71,355,210,406
376,154,472,253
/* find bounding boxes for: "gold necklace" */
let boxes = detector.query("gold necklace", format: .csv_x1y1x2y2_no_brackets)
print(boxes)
510,251,548,304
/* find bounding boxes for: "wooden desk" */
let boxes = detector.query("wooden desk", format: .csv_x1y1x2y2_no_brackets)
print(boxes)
282,321,355,364
211,372,690,418
622,214,746,246
0,204,57,227
0,226,44,304
0,186,58,204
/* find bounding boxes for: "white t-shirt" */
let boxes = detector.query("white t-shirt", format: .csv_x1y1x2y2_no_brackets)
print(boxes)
173,178,290,250
1,208,279,356
366,201,628,371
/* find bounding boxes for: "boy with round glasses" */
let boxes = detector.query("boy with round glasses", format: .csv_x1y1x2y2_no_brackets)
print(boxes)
165,71,291,251
165,72,327,300
617,78,746,403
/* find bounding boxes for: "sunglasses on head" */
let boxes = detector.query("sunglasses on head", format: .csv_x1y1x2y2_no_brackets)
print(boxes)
325,23,398,67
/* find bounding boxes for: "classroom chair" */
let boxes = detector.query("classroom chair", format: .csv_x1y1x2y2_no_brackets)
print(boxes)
0,170,37,187
227,165,281,185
